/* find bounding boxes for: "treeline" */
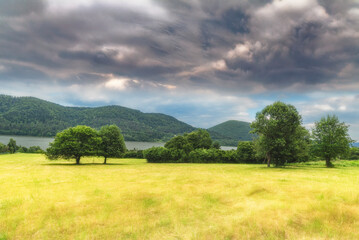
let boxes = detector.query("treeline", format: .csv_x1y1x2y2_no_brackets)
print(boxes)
143,102,357,167
0,95,195,141
41,101,357,167
144,129,239,163
0,138,43,154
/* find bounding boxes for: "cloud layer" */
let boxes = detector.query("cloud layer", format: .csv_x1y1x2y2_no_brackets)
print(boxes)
0,0,359,139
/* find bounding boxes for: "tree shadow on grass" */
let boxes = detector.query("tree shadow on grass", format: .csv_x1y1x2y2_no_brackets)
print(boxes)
254,164,332,170
42,163,127,166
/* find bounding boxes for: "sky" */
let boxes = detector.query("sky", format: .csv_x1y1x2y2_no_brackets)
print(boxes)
0,0,359,140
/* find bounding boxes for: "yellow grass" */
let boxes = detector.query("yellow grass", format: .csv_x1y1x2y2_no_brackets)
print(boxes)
1,154,359,239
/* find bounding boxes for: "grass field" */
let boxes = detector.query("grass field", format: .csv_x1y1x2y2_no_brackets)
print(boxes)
1,154,359,239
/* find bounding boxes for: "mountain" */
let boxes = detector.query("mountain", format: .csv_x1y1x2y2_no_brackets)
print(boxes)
352,142,359,147
0,95,195,141
208,120,254,146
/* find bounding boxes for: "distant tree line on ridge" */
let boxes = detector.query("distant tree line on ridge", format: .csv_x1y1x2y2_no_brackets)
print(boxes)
13,101,355,167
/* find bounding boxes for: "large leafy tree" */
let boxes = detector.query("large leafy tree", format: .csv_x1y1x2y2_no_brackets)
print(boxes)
312,115,353,167
251,101,302,167
46,125,101,164
98,125,126,164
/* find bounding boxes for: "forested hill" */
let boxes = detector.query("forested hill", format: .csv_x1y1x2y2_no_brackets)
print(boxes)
0,95,196,141
208,120,254,146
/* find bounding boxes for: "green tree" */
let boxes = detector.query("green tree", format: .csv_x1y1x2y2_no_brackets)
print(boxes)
186,129,213,149
7,138,17,154
46,125,101,164
98,125,126,164
164,135,193,154
312,115,353,167
251,101,302,167
237,141,256,163
287,126,311,163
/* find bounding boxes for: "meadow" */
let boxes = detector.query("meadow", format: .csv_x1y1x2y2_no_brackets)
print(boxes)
1,154,359,239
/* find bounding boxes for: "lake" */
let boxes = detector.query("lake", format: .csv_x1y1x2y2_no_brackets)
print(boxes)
0,135,236,151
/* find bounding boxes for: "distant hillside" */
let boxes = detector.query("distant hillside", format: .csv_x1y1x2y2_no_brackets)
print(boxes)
208,120,254,146
0,95,195,141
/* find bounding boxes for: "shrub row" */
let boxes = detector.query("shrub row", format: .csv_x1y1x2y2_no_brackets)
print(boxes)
144,147,259,164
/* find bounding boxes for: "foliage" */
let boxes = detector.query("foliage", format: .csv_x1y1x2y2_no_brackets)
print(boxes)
144,147,172,163
0,94,195,141
237,141,257,163
286,126,311,163
46,125,101,164
208,120,254,146
164,135,193,154
122,150,144,159
348,147,359,160
188,148,239,163
7,138,17,154
186,129,213,149
145,147,238,164
0,143,8,153
212,141,221,149
98,125,126,164
145,128,239,164
251,101,303,167
312,115,353,167
17,146,44,154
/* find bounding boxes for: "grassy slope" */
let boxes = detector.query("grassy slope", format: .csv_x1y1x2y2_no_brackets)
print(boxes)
1,154,359,239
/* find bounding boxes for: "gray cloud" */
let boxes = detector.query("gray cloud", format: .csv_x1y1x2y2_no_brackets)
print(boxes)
0,0,359,139
0,0,45,16
1,0,358,92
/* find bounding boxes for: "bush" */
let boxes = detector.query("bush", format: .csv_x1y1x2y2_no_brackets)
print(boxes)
0,143,8,153
144,147,172,163
28,146,44,153
144,147,239,164
348,147,359,160
187,149,238,163
237,141,258,163
123,150,144,159
223,150,239,163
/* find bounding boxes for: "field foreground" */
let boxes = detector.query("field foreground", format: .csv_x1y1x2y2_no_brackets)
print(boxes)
1,154,359,239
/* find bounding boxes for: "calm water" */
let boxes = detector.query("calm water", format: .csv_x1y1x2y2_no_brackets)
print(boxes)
0,135,236,151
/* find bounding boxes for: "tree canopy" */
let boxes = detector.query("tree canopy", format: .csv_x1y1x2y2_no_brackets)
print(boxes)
46,125,101,164
98,125,126,164
312,115,353,167
251,101,304,167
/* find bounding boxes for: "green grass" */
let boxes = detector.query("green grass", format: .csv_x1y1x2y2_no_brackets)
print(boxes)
1,154,359,239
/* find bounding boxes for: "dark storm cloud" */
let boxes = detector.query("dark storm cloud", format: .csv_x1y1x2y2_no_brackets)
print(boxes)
0,0,45,16
0,0,359,92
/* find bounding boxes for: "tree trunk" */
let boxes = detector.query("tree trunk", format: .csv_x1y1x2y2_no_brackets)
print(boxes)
76,156,80,165
266,152,271,167
326,157,333,168
103,157,107,164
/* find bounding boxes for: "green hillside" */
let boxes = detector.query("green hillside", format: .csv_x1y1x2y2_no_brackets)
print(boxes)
0,95,195,141
208,120,254,146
